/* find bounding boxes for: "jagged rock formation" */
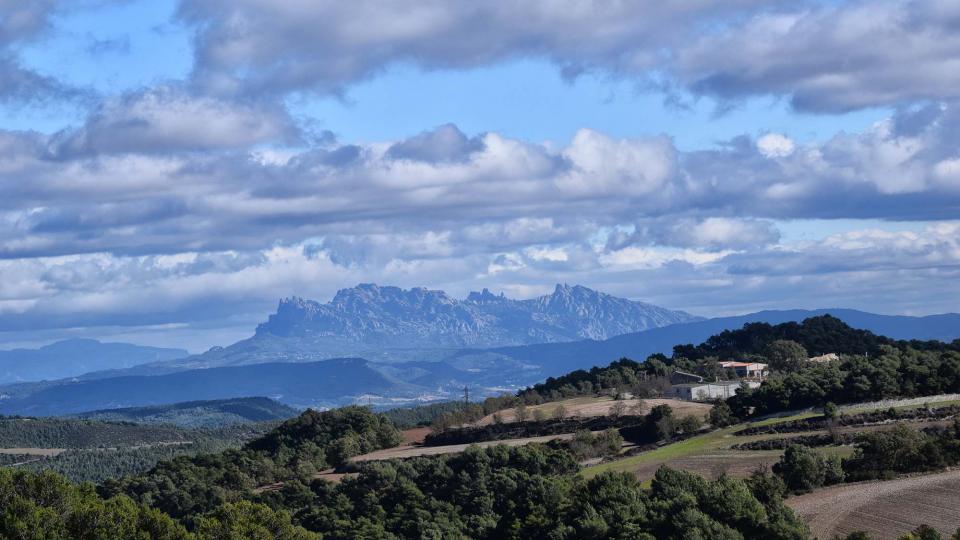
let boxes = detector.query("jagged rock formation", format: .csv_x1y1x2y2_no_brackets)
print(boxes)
256,283,700,348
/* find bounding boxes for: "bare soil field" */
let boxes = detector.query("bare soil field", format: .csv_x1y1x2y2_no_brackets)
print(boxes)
400,427,429,445
627,451,783,481
351,432,582,462
476,397,710,425
787,469,960,540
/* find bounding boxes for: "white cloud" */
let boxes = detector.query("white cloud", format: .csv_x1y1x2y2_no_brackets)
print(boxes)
757,133,795,158
524,246,568,262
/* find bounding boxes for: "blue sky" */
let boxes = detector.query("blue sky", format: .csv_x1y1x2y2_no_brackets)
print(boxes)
0,0,957,351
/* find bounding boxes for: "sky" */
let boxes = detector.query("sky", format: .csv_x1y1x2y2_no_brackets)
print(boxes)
0,0,958,352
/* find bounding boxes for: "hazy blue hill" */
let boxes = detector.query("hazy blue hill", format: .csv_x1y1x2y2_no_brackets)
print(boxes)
72,397,299,428
0,339,188,385
0,358,402,416
453,309,960,378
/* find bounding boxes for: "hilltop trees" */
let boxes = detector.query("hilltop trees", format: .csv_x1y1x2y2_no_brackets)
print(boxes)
728,345,960,417
285,447,809,539
101,407,402,521
772,445,844,493
0,468,191,540
767,340,808,373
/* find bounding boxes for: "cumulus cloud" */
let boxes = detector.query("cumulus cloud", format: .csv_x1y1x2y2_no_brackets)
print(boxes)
2,104,960,260
756,133,795,158
52,86,301,155
386,123,485,163
616,218,781,252
675,0,960,111
176,0,771,97
172,0,960,113
724,223,960,276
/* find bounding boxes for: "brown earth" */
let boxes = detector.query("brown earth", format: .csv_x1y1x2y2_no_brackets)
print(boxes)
476,397,710,425
630,451,783,481
401,427,430,445
787,469,960,540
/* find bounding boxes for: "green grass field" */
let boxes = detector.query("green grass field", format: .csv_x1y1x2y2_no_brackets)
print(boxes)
582,406,871,481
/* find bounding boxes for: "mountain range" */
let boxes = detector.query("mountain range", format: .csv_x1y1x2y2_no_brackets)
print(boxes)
131,283,701,371
1,303,957,416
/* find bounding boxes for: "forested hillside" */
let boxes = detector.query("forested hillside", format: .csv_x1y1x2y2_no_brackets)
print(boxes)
0,415,275,483
74,397,299,427
3,405,810,539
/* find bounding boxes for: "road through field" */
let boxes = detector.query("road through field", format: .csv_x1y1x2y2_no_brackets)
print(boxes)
787,470,960,539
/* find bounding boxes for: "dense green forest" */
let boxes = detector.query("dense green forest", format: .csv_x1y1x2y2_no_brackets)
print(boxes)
100,406,402,522
0,467,317,539
0,415,275,483
670,314,958,361
19,439,247,484
259,445,808,539
728,344,960,416
0,416,268,449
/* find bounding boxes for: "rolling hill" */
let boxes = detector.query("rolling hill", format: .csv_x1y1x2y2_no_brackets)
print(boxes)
72,397,300,428
0,358,401,416
0,339,188,385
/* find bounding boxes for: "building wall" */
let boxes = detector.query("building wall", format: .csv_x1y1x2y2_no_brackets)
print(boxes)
669,381,761,401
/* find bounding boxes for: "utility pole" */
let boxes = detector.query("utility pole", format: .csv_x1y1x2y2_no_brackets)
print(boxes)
463,386,470,409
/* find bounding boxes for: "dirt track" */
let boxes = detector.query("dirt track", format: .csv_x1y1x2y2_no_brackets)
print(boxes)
787,470,960,539
351,432,581,462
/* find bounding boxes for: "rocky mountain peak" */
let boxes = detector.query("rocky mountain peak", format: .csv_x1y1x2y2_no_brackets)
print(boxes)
466,288,506,304
255,283,700,348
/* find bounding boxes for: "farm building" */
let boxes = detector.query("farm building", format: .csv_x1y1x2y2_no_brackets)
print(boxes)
670,370,704,384
667,380,761,401
718,361,768,379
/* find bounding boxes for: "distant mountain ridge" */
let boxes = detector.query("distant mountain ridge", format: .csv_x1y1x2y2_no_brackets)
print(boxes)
0,339,188,385
142,283,700,371
259,283,700,346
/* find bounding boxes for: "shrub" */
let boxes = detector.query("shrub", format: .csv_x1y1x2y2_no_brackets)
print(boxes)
772,445,844,493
